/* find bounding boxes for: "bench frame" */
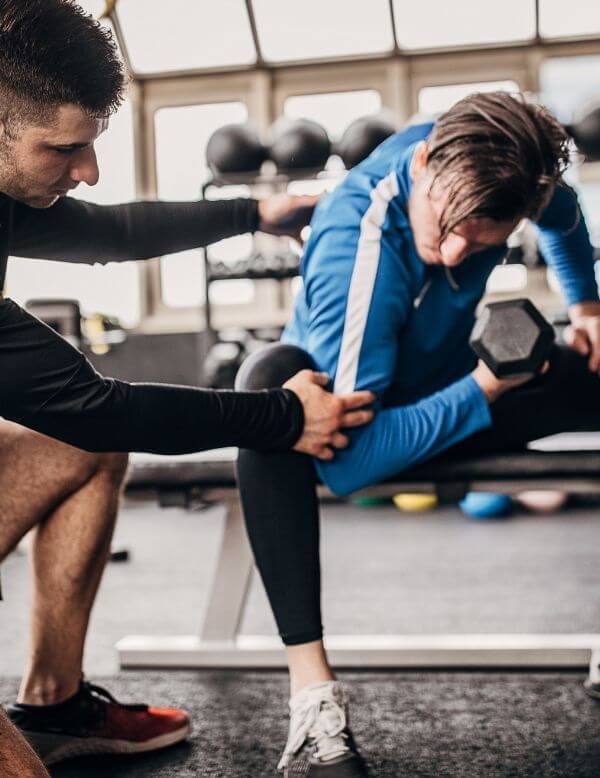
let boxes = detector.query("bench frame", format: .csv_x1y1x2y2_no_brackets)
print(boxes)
116,468,600,679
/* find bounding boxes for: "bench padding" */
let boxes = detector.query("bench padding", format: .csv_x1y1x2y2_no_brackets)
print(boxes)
126,449,600,491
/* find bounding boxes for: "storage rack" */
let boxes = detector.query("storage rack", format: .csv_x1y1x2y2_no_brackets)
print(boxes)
200,167,328,335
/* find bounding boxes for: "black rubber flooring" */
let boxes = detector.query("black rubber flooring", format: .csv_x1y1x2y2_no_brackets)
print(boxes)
2,671,600,777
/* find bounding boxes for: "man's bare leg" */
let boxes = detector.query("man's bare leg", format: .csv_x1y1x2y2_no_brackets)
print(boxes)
0,420,128,705
0,709,49,777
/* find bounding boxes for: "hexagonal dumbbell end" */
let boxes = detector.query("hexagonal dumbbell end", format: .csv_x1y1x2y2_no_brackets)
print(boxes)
470,298,555,379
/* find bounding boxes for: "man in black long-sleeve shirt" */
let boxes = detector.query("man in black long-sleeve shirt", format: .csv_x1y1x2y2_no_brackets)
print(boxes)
0,3,374,774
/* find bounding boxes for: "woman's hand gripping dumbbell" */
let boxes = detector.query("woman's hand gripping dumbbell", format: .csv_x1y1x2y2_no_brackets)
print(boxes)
469,298,554,403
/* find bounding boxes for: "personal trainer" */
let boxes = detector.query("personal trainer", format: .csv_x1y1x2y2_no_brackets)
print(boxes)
0,1,375,774
236,92,600,776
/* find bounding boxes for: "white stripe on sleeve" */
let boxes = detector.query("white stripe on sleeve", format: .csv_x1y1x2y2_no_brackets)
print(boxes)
334,171,399,394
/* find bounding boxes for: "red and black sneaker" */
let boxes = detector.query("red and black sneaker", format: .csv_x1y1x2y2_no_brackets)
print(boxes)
6,679,191,766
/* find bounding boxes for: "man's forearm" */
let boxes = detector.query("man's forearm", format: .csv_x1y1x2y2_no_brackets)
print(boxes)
0,298,302,454
18,376,304,455
10,197,259,265
316,374,491,496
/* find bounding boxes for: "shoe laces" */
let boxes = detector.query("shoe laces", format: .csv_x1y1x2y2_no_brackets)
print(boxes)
80,680,147,712
278,682,350,770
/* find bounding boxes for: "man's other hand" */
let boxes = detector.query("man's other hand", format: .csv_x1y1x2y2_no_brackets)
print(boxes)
257,194,319,242
565,301,600,373
471,359,543,404
283,370,375,460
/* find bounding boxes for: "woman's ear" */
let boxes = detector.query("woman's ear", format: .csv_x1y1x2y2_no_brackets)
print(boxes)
409,140,429,180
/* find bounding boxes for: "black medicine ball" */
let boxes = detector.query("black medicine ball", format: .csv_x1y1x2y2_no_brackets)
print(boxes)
269,118,331,172
337,115,396,169
206,123,267,175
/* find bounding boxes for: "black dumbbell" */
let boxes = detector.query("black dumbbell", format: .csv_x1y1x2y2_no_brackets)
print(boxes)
470,298,555,379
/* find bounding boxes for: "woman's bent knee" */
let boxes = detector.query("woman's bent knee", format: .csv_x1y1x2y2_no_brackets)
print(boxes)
235,343,315,391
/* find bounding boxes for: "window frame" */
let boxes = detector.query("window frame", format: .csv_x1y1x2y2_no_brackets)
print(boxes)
135,72,279,333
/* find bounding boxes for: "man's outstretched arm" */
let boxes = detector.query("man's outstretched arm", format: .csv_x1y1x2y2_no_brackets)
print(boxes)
534,183,600,372
535,182,598,306
9,194,316,265
0,299,371,457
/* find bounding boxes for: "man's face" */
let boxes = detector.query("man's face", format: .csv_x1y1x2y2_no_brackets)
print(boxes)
408,141,520,267
0,104,108,208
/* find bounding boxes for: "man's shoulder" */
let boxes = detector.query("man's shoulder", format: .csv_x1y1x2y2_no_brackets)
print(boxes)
335,121,434,196
369,120,434,160
391,120,434,145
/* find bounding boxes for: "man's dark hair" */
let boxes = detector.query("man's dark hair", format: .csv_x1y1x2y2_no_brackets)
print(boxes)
0,0,126,133
427,92,571,241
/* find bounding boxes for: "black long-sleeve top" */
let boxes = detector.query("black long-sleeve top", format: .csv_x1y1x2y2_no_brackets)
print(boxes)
0,195,304,453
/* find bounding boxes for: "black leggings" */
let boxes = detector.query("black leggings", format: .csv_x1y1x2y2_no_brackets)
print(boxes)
236,343,600,646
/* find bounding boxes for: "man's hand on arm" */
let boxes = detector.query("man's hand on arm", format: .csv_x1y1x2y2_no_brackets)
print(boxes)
565,301,600,372
283,370,375,460
257,194,319,242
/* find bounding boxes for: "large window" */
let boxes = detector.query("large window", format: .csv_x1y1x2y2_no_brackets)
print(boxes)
6,99,140,327
539,1,600,40
284,90,383,142
253,0,393,62
117,0,256,74
418,81,520,115
392,0,535,50
73,1,600,76
154,101,254,308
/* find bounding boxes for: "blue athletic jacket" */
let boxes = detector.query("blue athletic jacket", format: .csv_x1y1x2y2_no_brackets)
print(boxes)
283,123,598,495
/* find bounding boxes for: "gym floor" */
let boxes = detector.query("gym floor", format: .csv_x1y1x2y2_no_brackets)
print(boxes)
1,495,600,775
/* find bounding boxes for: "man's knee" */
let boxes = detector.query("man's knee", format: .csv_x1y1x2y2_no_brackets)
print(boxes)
235,343,315,391
96,452,129,488
0,422,94,490
0,421,128,494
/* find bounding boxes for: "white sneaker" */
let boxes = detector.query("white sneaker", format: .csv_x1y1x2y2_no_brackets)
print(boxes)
278,681,367,776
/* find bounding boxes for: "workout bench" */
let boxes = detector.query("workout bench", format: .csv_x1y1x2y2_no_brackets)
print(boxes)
116,436,600,686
